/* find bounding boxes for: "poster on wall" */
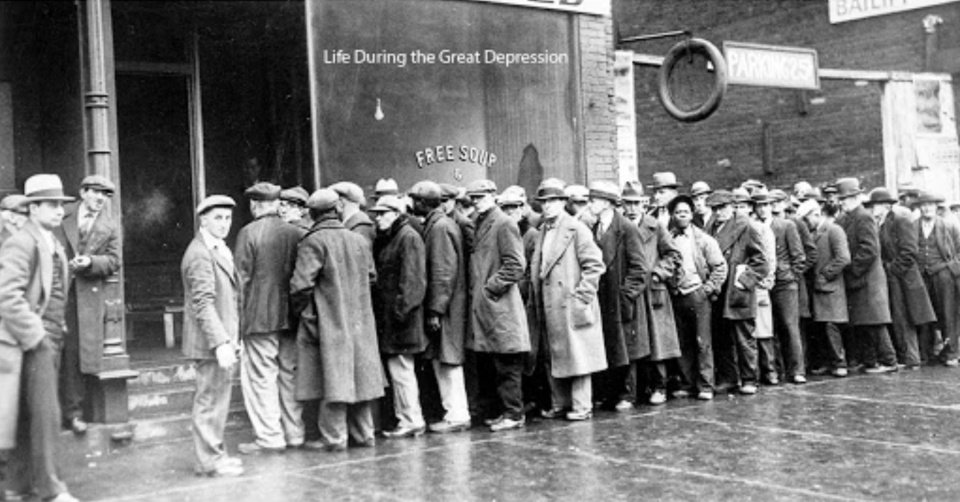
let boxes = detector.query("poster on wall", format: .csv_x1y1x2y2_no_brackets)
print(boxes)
913,75,960,200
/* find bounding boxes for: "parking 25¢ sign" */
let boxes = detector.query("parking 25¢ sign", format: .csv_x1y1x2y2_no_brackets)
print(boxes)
723,42,820,91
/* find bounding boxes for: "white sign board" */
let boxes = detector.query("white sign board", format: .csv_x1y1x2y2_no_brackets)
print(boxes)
464,0,610,16
829,0,960,24
723,42,820,90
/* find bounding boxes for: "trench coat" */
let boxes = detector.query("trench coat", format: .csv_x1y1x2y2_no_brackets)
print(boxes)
837,205,891,325
708,213,768,321
422,208,467,365
595,212,646,366
180,233,240,360
55,202,121,374
530,212,608,378
374,216,427,355
468,206,530,354
0,221,68,448
234,213,304,336
810,220,851,324
290,217,385,403
880,207,936,326
636,214,682,360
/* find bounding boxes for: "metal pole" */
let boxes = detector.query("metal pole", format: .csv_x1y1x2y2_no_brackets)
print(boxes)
618,29,691,44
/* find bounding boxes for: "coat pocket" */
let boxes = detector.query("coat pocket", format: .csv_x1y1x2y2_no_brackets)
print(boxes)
650,284,669,309
728,285,751,309
571,297,595,328
619,292,636,322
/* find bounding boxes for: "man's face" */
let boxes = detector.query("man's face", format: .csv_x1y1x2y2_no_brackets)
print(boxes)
588,197,611,216
951,207,960,220
374,209,399,231
803,207,822,229
501,204,523,223
470,193,495,213
840,195,860,212
715,204,734,222
772,201,786,215
734,202,752,217
411,197,430,217
279,200,301,222
568,200,588,216
9,212,27,229
693,194,708,213
30,201,66,230
919,202,938,220
622,200,642,221
542,198,566,219
754,202,772,221
671,201,693,228
870,203,890,221
200,207,232,240
654,188,677,208
80,187,110,213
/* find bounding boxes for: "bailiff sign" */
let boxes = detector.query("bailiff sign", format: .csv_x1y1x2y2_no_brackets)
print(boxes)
829,0,960,24
723,42,820,91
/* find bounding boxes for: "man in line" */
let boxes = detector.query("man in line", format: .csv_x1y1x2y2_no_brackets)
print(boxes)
235,182,305,454
279,186,311,230
0,174,80,502
370,195,428,438
835,178,898,374
290,189,385,451
330,182,374,245
650,172,680,227
913,191,960,366
0,194,28,246
182,195,243,477
466,180,530,432
55,175,121,435
690,181,713,229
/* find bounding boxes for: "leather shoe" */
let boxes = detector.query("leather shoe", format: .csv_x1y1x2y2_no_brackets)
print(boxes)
382,424,426,439
540,408,566,419
614,399,635,411
238,442,285,455
696,390,714,401
565,409,592,421
67,417,88,435
489,416,525,432
831,368,848,378
428,420,471,434
791,375,807,384
483,416,504,426
648,390,666,406
739,384,758,395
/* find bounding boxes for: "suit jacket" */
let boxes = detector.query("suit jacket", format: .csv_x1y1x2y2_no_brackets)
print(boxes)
180,234,240,360
880,208,936,326
810,220,850,323
0,221,69,448
55,201,121,374
709,213,767,320
837,205,891,325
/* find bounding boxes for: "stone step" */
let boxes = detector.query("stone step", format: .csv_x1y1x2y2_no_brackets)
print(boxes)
128,362,200,390
128,380,243,420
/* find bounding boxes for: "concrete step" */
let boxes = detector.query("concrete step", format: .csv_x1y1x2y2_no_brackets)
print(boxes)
128,362,199,390
128,380,243,419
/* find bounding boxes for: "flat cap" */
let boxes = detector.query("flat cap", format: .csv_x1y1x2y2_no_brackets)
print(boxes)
375,178,399,196
196,195,236,215
369,194,405,213
244,182,281,201
564,184,588,202
588,180,621,203
498,186,527,207
80,175,116,194
280,186,309,206
329,181,366,205
465,179,497,196
409,180,443,201
307,188,339,211
706,190,735,207
439,183,461,200
0,194,27,214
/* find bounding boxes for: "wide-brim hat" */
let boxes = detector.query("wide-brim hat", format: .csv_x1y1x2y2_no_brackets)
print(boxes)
912,191,945,207
80,174,116,194
23,174,75,203
731,188,752,204
651,172,680,190
588,180,621,204
706,190,735,208
750,189,776,205
374,178,399,196
864,187,897,206
538,178,569,201
621,181,644,202
835,178,862,199
690,181,712,197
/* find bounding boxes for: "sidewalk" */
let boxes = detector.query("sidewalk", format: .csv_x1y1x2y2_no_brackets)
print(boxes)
62,367,960,501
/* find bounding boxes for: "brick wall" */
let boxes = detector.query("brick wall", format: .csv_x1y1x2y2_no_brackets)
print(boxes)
615,0,960,193
578,14,618,184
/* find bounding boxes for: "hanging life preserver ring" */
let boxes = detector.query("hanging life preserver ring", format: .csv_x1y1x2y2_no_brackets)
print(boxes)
658,38,728,123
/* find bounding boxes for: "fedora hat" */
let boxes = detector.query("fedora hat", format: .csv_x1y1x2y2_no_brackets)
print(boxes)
563,184,588,202
374,178,399,196
750,189,776,204
864,187,897,206
588,180,621,204
912,191,945,207
690,181,712,197
537,178,568,201
498,186,527,207
731,187,751,204
651,172,680,190
835,178,862,199
23,174,75,203
621,181,644,202
706,190,735,208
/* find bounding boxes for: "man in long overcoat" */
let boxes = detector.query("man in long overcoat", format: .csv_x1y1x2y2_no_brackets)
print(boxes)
0,174,79,501
234,182,306,453
866,188,936,369
290,189,385,451
465,179,530,432
834,178,898,373
54,175,121,435
410,181,470,433
530,179,607,420
182,195,243,477
330,182,374,246
797,200,851,376
913,191,960,366
707,190,768,394
587,180,646,411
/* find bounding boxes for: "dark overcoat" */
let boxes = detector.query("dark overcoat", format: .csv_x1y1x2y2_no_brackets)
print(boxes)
634,214,682,361
422,208,467,365
771,217,806,289
810,220,850,323
181,233,240,361
837,205,891,325
290,217,385,403
234,213,305,336
344,211,375,245
789,215,817,318
530,212,608,378
709,213,768,321
55,202,121,374
374,216,427,355
595,212,647,366
468,206,530,354
880,208,936,326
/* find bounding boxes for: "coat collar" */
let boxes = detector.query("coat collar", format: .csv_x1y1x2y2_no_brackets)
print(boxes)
197,231,236,286
539,212,578,278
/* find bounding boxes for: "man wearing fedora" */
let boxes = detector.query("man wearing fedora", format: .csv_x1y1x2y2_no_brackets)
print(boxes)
866,188,936,369
53,175,120,436
182,195,243,477
690,181,712,229
834,178,899,374
913,191,960,366
620,180,646,225
650,172,680,228
0,174,79,502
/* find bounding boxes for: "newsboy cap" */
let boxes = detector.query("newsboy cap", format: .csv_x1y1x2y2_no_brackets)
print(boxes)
706,190,735,208
196,195,236,215
80,175,116,194
280,186,309,206
465,179,497,196
439,183,461,201
369,194,405,213
409,180,443,201
244,182,281,201
328,181,366,205
0,194,27,214
307,188,339,211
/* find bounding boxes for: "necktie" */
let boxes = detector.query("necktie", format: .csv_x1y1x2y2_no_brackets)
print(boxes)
81,211,96,238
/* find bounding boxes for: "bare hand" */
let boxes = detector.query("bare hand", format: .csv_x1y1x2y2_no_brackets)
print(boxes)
215,343,238,369
427,315,442,333
70,255,92,271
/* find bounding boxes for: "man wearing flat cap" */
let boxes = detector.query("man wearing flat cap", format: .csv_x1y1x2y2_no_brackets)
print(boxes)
913,191,960,366
865,188,935,370
329,182,375,246
290,189,384,450
234,182,306,454
0,174,80,502
0,194,28,247
279,186,312,230
53,174,121,436
182,194,243,476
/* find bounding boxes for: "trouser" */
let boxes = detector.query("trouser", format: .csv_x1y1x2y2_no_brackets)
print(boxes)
432,360,470,423
12,336,67,500
489,352,524,421
856,324,898,368
919,325,946,365
317,400,375,448
592,363,635,405
639,360,668,393
465,349,498,420
716,319,758,387
757,338,777,383
57,323,85,423
241,333,304,448
547,373,592,412
924,269,960,360
887,280,922,367
192,359,234,472
674,289,714,392
771,285,805,378
813,321,847,369
842,326,863,367
385,354,425,429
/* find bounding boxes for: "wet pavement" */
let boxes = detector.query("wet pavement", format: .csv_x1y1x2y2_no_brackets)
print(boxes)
63,367,960,501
